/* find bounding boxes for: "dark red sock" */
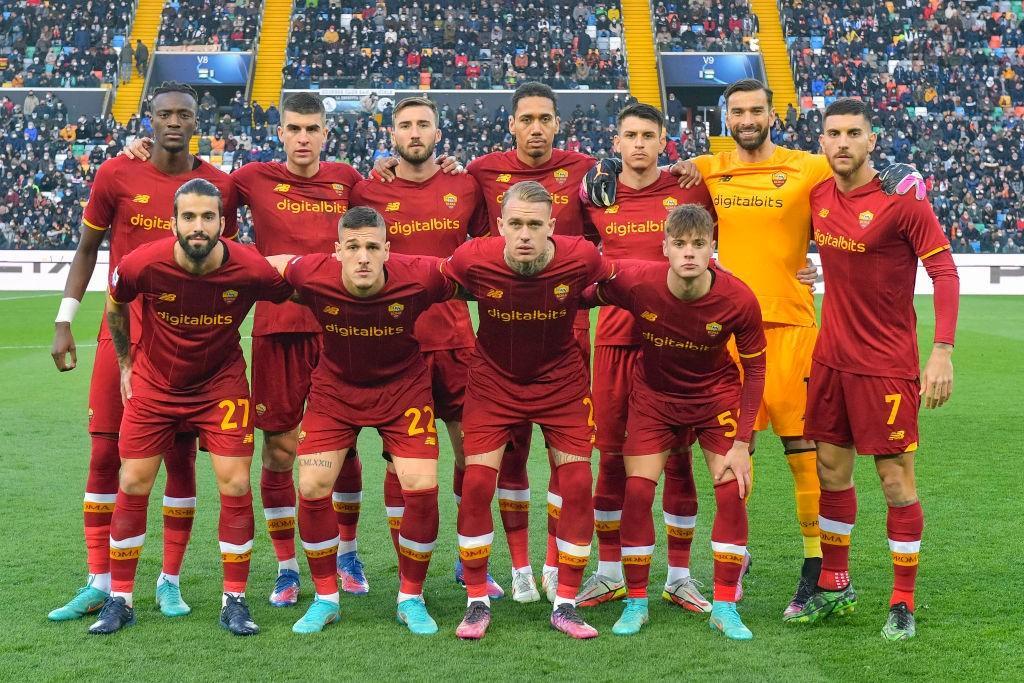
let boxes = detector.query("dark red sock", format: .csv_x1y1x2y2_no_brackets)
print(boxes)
711,479,748,602
497,423,533,569
620,476,657,598
298,494,339,597
383,468,404,555
457,464,497,599
260,466,297,563
663,447,697,571
333,451,362,549
219,490,254,594
84,434,120,575
161,433,196,576
545,450,561,568
818,486,857,591
109,490,149,595
594,451,626,563
888,501,923,611
453,464,465,506
398,487,439,596
553,460,593,600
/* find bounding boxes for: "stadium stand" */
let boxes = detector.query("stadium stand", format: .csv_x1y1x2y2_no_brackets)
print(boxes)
0,0,135,88
652,0,760,52
157,0,265,50
282,0,628,89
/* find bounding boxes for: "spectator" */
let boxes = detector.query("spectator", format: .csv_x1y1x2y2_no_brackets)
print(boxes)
157,0,265,49
135,40,149,78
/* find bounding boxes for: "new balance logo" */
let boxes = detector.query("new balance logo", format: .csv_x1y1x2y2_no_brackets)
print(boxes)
273,183,291,193
386,201,401,211
132,194,150,204
888,430,906,441
158,292,177,302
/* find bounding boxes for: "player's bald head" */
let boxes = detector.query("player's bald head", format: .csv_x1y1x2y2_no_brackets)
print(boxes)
339,205,387,240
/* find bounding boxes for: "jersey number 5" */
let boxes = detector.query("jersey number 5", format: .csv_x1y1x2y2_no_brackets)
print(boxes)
716,410,738,438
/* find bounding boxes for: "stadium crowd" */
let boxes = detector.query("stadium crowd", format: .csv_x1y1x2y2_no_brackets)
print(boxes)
0,0,134,88
158,0,265,50
283,0,627,89
653,0,760,52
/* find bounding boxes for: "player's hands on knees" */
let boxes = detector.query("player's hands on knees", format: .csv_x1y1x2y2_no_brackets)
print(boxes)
796,258,818,291
51,323,77,371
670,159,702,189
121,136,153,161
370,156,400,182
436,153,466,175
920,344,953,409
717,441,752,498
118,364,133,405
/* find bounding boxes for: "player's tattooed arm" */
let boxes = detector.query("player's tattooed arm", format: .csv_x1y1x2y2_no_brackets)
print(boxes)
106,298,133,403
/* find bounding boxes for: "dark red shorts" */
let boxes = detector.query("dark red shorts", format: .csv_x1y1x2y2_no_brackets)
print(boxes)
805,361,920,455
591,344,639,453
461,353,595,458
251,333,321,433
623,384,740,457
423,347,472,423
119,392,255,459
298,366,439,460
573,325,592,374
88,338,123,435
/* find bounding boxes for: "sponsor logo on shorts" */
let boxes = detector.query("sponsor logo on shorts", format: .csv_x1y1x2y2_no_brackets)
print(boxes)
496,173,512,183
273,183,291,193
641,311,658,322
553,168,569,184
243,433,254,444
720,175,732,182
604,204,620,214
385,201,401,212
706,321,722,337
772,172,788,188
425,436,437,446
888,430,906,441
553,283,570,301
818,208,830,218
331,183,346,195
486,288,504,299
255,403,267,416
158,292,177,302
443,192,458,209
132,194,150,204
129,213,172,231
388,302,405,318
323,305,339,315
858,210,874,228
662,196,678,209
222,289,238,304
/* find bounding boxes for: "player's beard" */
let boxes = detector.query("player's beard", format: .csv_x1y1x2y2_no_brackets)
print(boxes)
504,243,553,277
177,232,217,262
832,151,868,179
395,139,436,164
731,123,768,151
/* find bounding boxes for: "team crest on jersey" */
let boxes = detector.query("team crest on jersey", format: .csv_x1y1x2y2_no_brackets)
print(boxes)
818,208,830,218
158,292,177,302
222,289,239,304
323,305,339,315
553,168,569,185
486,288,504,299
553,283,570,301
273,183,291,193
496,173,512,183
386,201,401,212
705,321,722,337
443,193,458,209
604,204,620,214
331,183,346,196
641,311,658,322
255,403,267,416
662,196,679,209
132,194,150,204
772,172,788,188
858,210,874,228
388,302,405,318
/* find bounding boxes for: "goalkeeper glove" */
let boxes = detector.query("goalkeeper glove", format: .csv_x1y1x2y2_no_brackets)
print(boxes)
579,157,623,207
879,163,927,200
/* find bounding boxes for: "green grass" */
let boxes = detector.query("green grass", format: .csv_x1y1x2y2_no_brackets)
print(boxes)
0,292,1020,681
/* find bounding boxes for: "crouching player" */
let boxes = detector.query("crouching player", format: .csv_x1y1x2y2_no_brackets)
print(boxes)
89,179,293,635
268,206,456,635
585,204,767,640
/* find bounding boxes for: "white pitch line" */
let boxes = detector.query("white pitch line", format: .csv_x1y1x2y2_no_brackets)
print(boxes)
0,336,254,351
0,293,61,301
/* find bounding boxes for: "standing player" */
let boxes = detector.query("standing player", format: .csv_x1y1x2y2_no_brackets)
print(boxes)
583,204,766,640
576,103,716,613
791,98,958,641
443,181,616,640
584,78,918,618
268,207,456,636
349,97,506,598
88,179,293,635
49,82,237,622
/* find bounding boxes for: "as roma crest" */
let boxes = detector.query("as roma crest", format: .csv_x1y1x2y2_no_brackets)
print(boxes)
388,302,405,318
553,283,570,301
858,210,874,228
553,168,569,185
331,183,346,196
772,172,788,188
443,193,458,209
222,289,239,304
706,321,722,337
662,196,679,209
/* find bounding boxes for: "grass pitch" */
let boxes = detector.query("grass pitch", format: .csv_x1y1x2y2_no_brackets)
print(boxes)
0,292,1019,681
